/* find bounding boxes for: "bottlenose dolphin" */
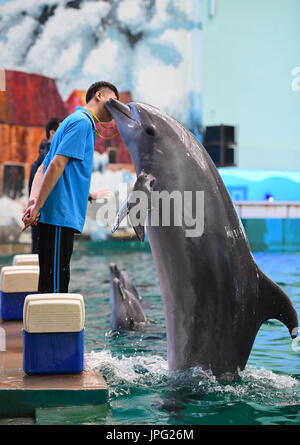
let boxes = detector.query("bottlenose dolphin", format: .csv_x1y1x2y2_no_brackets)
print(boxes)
109,276,147,331
109,263,141,303
105,98,298,381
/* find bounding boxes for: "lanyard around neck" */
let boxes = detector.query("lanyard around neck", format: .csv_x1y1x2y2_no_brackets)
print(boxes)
85,107,119,140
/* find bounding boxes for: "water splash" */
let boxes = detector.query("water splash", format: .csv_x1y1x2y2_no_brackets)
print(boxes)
85,350,169,397
85,350,299,406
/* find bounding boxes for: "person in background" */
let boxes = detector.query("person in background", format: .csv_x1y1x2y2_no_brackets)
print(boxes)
22,81,119,294
28,117,62,253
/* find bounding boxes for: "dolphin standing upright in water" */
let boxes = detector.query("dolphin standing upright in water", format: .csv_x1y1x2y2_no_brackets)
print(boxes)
105,99,298,381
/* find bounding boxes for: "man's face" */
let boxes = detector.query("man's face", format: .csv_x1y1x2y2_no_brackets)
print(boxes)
98,89,118,122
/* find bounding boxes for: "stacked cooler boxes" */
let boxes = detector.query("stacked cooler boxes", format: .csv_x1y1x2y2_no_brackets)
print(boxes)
0,254,85,375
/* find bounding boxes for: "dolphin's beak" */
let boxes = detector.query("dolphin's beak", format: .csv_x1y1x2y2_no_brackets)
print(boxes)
105,98,132,120
109,262,120,277
105,98,141,174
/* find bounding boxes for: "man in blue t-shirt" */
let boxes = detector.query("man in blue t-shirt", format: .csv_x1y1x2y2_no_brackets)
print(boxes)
22,81,119,293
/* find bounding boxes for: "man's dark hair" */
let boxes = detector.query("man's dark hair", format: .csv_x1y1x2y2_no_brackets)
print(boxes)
85,81,119,104
45,117,62,139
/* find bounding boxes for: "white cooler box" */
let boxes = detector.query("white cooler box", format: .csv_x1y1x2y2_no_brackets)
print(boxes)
0,266,39,320
23,293,85,375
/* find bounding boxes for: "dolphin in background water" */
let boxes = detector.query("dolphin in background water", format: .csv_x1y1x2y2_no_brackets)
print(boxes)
109,263,141,303
109,263,146,331
105,98,298,381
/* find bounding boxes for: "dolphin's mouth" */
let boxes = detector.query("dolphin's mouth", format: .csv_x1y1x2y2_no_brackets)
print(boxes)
105,98,133,121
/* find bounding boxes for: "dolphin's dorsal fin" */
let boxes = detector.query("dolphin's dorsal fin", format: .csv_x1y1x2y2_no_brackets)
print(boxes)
258,268,298,339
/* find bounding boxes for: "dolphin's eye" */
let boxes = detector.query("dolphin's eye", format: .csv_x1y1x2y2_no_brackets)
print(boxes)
145,126,155,136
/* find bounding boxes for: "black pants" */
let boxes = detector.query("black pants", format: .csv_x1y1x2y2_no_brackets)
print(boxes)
31,225,39,254
37,223,75,294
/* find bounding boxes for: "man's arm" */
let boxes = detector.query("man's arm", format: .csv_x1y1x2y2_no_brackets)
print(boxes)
29,163,45,202
23,163,45,225
34,154,69,210
22,154,69,231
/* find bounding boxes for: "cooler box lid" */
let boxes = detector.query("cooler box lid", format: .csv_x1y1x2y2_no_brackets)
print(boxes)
23,293,85,333
13,254,39,266
0,266,39,293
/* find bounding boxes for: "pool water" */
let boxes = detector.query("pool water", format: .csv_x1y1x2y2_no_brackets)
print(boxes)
70,247,300,425
2,246,300,425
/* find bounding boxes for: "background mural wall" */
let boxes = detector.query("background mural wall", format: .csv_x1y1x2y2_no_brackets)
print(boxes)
0,0,203,246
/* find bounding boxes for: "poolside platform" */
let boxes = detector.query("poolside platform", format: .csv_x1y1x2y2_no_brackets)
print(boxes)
235,201,300,219
0,319,108,418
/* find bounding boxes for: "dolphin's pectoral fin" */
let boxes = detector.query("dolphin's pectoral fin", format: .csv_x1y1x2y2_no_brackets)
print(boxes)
258,269,298,339
112,171,155,242
112,193,131,234
130,222,145,242
128,192,148,241
128,172,156,242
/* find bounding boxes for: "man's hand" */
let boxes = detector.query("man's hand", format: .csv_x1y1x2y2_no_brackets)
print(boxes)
89,189,112,201
22,201,40,232
23,197,36,219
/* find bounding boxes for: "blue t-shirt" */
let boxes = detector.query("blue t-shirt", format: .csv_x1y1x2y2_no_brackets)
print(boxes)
39,107,96,233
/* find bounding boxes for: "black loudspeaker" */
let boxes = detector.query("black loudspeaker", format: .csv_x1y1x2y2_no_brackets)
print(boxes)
203,125,236,167
1,163,25,199
205,145,235,165
204,125,235,145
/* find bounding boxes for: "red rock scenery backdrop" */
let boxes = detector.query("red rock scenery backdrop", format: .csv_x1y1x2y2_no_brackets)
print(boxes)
0,69,132,187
